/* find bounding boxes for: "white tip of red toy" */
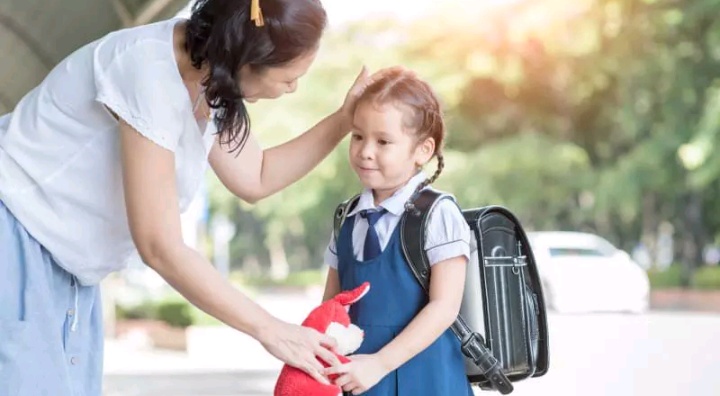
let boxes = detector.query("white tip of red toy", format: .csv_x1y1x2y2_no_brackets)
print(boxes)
333,282,370,306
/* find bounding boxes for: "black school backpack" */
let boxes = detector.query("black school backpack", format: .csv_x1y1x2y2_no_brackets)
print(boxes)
334,188,549,394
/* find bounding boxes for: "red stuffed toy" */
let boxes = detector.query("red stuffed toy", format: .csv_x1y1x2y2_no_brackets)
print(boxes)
274,282,370,396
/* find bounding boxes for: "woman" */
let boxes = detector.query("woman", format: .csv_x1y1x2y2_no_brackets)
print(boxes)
0,0,390,394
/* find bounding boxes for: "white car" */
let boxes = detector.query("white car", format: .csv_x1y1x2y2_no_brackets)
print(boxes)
527,231,650,314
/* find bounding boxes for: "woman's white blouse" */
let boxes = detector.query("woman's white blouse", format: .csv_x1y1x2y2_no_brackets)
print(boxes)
0,18,214,285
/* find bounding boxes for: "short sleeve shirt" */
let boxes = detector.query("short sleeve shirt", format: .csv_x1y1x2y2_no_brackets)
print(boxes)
0,18,215,285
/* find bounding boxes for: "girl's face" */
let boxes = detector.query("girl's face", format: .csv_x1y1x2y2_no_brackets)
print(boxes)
349,100,435,203
238,49,317,103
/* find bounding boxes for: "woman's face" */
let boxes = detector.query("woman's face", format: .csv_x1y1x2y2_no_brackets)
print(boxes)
238,49,318,103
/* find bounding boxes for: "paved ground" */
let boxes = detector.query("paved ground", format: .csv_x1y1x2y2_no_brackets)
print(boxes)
103,292,720,396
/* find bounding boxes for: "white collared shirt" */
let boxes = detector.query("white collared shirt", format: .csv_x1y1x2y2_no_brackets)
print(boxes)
325,172,471,268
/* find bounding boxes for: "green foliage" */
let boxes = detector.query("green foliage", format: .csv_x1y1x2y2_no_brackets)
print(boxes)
648,266,684,289
692,266,720,290
156,301,194,329
116,297,196,328
115,301,156,321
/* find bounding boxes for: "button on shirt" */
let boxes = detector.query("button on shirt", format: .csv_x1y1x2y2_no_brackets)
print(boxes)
325,172,471,268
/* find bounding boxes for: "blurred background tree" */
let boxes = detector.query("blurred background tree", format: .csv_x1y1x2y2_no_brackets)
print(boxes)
197,0,720,288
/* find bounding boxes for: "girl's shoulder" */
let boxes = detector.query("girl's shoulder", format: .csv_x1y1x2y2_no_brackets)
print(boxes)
417,189,470,239
418,188,463,219
426,194,468,232
415,189,472,265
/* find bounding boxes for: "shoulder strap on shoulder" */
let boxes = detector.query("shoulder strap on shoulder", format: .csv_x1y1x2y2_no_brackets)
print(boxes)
399,188,453,291
333,194,360,243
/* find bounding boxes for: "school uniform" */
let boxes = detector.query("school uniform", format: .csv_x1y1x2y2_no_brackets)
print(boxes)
0,17,213,396
325,172,474,396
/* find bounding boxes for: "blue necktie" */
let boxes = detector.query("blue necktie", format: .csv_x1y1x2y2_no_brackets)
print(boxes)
360,209,388,260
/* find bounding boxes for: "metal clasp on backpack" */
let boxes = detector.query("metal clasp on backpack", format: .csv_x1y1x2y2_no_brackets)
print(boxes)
484,256,527,269
335,205,346,219
484,242,528,274
404,201,421,216
460,332,489,365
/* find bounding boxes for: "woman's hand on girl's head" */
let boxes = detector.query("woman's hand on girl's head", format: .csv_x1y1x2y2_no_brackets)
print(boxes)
339,66,410,131
325,354,390,395
258,319,340,385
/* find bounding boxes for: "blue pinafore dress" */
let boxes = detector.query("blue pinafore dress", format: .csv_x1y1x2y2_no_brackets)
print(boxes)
337,215,474,396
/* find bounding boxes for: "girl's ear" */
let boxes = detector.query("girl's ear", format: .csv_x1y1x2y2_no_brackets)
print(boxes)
415,137,435,166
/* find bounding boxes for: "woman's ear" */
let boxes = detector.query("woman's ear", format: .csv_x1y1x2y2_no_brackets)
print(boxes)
416,137,436,166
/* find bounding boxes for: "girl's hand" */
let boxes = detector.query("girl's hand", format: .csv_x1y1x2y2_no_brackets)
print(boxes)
339,66,409,131
258,319,340,385
325,354,390,395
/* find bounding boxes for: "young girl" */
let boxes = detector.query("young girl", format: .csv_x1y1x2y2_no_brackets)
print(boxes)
322,70,474,395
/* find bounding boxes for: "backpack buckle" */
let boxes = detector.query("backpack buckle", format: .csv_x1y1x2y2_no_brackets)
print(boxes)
404,201,421,216
335,205,346,219
461,332,513,394
461,332,503,375
460,332,487,364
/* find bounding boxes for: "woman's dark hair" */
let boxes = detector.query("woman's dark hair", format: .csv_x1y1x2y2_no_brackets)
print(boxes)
357,70,447,191
186,0,327,152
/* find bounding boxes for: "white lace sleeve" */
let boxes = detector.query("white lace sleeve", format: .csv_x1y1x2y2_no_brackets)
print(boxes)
93,40,186,152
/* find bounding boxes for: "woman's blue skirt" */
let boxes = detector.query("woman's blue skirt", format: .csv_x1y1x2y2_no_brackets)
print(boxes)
0,200,104,396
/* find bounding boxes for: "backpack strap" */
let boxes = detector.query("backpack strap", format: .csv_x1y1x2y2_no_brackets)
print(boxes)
400,189,513,394
333,194,360,244
399,188,446,291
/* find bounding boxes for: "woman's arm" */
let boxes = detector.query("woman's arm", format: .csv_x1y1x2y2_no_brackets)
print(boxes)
119,121,338,383
209,66,403,203
209,110,346,203
375,256,467,371
322,268,341,302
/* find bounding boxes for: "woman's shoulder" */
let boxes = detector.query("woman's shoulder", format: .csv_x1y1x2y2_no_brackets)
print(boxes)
93,18,182,69
91,19,190,152
92,18,187,110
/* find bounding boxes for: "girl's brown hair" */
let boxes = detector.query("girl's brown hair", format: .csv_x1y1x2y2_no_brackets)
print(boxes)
357,70,446,191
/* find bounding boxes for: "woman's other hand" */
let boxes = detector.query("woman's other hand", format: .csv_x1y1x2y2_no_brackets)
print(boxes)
259,319,340,384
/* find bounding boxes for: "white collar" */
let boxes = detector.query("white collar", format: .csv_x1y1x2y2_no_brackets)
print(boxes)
347,172,429,217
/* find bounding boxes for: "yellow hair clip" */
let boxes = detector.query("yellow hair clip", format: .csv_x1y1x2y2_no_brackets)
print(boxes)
251,0,264,27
